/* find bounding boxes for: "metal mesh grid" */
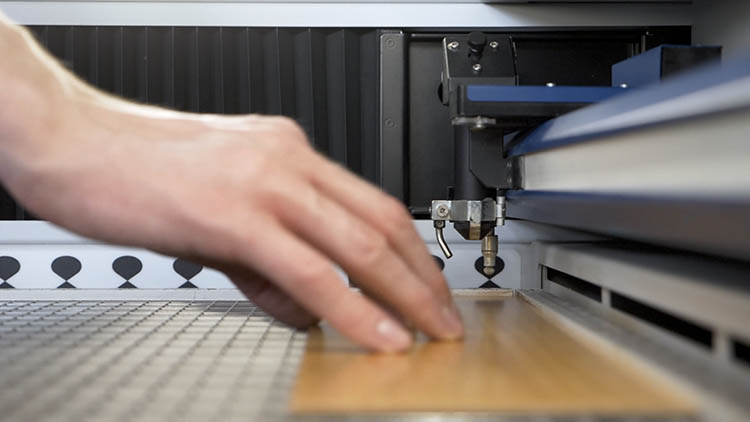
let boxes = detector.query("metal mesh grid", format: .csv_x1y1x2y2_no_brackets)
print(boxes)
0,300,305,422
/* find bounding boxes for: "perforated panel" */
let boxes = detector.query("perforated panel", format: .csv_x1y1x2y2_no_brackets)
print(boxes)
0,300,304,422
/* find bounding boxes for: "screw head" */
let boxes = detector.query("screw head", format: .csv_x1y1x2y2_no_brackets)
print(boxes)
489,41,499,49
472,63,482,72
447,41,459,51
436,205,450,218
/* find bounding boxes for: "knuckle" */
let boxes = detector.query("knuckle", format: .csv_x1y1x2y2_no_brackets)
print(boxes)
256,183,296,217
353,232,389,267
293,258,333,287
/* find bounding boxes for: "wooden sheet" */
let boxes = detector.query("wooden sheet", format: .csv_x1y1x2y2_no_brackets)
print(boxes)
291,293,696,415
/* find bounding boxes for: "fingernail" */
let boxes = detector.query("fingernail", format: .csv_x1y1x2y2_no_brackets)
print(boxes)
441,304,464,340
376,319,412,351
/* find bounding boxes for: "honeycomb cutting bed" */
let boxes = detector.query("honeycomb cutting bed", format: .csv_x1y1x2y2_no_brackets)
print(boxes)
0,300,304,422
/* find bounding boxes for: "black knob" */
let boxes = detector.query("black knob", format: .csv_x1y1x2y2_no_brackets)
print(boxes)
467,31,487,55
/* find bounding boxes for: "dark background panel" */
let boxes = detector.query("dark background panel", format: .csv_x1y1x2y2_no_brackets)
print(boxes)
406,28,691,213
0,186,17,220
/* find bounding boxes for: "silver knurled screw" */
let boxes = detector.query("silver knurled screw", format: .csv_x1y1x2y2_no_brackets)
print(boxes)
447,41,459,51
472,63,482,73
436,204,450,218
489,41,499,49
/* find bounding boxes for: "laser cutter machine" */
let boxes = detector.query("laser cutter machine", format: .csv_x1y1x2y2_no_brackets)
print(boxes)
0,0,749,421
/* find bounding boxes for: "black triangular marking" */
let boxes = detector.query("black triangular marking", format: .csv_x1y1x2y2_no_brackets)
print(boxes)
0,281,15,289
0,256,20,281
179,281,197,289
118,281,137,289
479,280,501,289
57,281,76,289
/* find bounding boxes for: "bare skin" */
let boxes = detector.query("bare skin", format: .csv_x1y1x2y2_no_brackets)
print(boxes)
0,14,463,352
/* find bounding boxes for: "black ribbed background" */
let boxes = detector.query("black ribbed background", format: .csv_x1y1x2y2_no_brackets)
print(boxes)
1,26,381,220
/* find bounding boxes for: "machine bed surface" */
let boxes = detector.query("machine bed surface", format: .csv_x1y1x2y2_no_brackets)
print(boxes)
292,293,695,415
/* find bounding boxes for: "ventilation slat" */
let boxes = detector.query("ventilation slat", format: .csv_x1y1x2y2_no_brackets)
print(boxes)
326,29,348,165
168,27,176,108
197,27,223,113
121,28,135,100
344,30,363,173
611,292,714,349
97,27,116,94
292,29,321,150
139,27,148,103
359,30,379,184
308,29,327,152
278,29,296,117
173,27,195,111
248,29,266,114
114,27,124,96
214,28,225,113
262,29,281,114
92,27,99,85
221,28,242,114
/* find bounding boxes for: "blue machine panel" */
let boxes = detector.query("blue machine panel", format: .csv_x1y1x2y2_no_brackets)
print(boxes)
466,85,627,104
507,55,750,156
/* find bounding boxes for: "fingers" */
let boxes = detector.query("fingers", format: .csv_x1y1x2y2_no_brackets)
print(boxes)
306,154,453,305
227,272,319,328
273,182,463,342
236,217,414,353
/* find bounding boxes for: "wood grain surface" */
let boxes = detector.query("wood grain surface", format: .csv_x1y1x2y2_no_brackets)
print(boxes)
291,292,696,415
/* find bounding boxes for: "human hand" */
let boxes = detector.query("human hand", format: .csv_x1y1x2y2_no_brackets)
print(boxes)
0,19,463,353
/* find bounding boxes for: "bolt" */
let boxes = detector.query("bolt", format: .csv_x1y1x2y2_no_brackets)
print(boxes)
489,41,499,49
447,41,459,51
620,83,628,88
436,204,450,218
472,63,482,73
546,82,556,87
